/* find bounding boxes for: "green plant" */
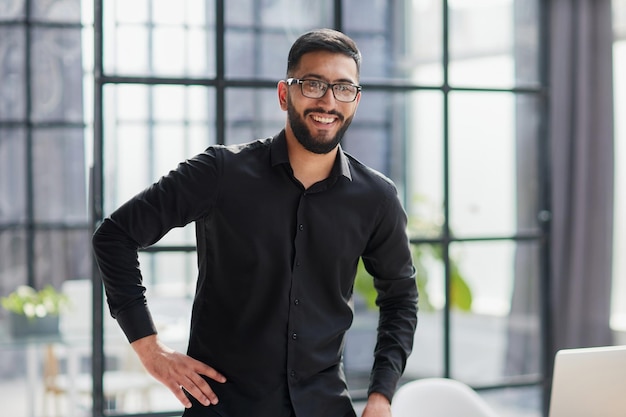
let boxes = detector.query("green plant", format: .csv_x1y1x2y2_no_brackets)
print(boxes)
354,244,473,312
355,199,472,312
415,244,472,311
1,285,68,319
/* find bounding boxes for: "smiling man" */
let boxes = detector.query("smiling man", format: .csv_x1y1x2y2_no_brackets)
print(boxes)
92,29,418,417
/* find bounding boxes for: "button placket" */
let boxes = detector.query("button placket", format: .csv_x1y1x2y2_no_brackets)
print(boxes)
287,192,307,386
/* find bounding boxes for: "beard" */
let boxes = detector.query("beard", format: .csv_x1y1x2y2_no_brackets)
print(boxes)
287,97,354,155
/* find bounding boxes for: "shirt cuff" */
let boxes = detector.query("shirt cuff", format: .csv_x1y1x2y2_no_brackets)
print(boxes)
368,367,401,403
115,303,158,343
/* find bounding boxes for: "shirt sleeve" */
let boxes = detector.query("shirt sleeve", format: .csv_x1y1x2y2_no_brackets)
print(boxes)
362,184,418,403
91,149,220,343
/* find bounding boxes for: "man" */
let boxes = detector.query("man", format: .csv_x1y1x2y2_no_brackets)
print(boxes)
92,28,418,417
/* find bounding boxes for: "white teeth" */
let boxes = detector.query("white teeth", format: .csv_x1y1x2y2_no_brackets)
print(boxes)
312,115,334,124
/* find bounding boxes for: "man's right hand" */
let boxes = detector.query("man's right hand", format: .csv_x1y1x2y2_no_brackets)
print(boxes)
131,334,227,408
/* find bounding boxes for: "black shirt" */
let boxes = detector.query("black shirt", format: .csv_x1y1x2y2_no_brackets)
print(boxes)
92,130,418,417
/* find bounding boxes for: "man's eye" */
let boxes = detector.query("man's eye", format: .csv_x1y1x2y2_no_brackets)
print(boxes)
336,84,351,92
308,80,323,89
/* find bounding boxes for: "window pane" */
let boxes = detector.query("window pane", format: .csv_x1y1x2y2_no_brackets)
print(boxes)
139,252,197,297
449,0,540,88
152,27,188,75
34,229,91,286
451,241,515,316
104,0,216,77
351,33,391,81
225,88,285,145
449,92,540,237
344,0,388,31
102,251,196,413
410,0,444,85
0,0,25,19
450,240,541,384
225,30,293,79
616,0,626,37
31,28,84,123
153,0,185,24
344,125,390,176
407,91,444,239
153,223,197,247
226,0,332,28
345,91,420,189
0,27,26,121
31,0,81,23
0,230,27,294
104,123,149,210
33,128,87,223
345,307,379,391
110,84,149,122
346,1,443,84
103,84,215,213
113,0,149,23
224,0,333,78
0,128,26,223
404,243,445,379
107,25,149,75
342,92,398,176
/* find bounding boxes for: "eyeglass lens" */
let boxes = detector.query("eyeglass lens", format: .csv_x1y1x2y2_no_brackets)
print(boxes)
301,80,358,102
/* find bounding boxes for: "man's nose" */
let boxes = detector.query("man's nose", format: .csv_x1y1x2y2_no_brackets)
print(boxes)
316,87,336,104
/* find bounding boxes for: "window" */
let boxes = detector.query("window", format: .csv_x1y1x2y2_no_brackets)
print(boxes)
402,3,546,406
0,0,91,293
0,1,93,415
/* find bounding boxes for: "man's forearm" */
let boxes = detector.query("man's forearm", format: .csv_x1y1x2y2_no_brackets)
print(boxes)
92,218,155,342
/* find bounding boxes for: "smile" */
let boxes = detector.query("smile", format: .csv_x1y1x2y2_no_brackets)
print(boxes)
311,114,336,124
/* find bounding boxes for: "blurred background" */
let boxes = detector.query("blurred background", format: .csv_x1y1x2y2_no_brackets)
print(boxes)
0,0,625,416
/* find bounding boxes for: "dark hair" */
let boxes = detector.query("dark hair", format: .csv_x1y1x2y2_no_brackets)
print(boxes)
286,28,361,78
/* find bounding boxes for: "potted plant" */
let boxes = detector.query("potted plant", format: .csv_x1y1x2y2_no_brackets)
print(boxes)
1,285,68,338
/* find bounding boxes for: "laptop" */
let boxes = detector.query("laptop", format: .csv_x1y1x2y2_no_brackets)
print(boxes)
549,345,626,417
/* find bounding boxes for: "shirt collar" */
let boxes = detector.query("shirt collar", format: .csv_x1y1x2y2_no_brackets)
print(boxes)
270,130,352,181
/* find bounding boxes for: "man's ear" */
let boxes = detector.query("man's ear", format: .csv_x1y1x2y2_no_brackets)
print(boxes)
277,80,288,111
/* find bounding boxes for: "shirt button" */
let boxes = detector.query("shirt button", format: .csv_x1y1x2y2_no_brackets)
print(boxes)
290,370,296,378
299,224,304,231
294,299,300,305
295,260,300,267
292,333,297,340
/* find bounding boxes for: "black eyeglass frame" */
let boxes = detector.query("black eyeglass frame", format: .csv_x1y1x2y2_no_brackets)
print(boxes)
285,78,362,103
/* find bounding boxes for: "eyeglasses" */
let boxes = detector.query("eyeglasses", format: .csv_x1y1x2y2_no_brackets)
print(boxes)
286,78,361,103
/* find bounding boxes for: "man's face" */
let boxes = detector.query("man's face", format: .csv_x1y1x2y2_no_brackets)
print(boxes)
280,51,361,154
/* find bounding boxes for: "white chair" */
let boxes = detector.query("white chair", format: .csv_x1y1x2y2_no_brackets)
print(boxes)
391,377,499,417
